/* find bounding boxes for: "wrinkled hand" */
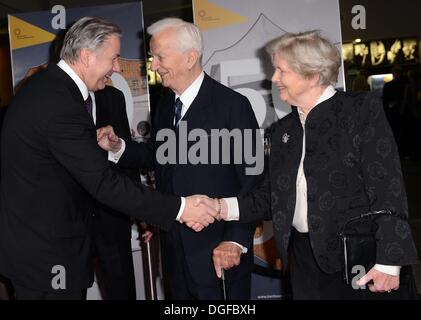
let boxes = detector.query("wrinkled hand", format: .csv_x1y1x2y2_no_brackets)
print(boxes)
219,199,228,220
356,267,400,293
184,197,221,231
194,197,229,220
213,241,242,278
138,222,154,243
180,195,219,232
141,229,153,243
97,125,121,152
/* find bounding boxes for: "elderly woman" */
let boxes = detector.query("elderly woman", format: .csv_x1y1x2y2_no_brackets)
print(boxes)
207,31,418,299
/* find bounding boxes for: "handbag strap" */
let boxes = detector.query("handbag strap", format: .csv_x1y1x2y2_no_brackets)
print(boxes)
339,209,407,236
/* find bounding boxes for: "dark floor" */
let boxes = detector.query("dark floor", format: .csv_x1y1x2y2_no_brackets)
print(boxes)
403,158,421,294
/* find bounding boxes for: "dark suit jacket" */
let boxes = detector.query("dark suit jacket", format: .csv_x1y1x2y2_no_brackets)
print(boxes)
238,90,418,273
94,86,137,244
0,65,180,292
119,73,260,287
0,105,7,182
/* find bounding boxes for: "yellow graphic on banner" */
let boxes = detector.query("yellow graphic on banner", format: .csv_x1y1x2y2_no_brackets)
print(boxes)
194,0,247,31
9,15,56,50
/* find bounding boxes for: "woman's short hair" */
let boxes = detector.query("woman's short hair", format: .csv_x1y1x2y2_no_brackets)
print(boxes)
147,18,203,58
60,17,121,64
266,30,341,86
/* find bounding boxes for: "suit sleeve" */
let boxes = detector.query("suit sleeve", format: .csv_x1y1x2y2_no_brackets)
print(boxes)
47,101,179,231
116,92,158,170
221,95,263,247
357,92,418,265
237,168,272,223
113,90,133,145
118,140,155,170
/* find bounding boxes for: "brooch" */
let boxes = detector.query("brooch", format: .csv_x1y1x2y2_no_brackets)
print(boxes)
282,133,290,143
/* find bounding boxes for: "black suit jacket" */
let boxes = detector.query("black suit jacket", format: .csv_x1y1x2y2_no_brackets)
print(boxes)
94,86,137,244
119,73,260,287
0,65,180,292
238,91,418,273
0,106,7,182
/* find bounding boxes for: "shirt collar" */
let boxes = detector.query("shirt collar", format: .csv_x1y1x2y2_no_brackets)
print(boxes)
297,85,336,122
314,85,336,106
175,71,205,109
57,59,89,101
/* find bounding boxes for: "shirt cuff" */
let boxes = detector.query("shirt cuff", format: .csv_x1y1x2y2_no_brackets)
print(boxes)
226,241,248,254
373,264,401,276
108,139,126,163
223,197,240,221
175,197,186,221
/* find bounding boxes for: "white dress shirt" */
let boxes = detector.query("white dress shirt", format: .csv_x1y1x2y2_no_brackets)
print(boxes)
57,60,89,100
293,85,336,232
174,71,205,124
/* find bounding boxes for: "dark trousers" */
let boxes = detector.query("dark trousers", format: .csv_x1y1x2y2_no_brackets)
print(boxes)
290,228,418,300
14,284,85,300
162,228,251,300
93,237,136,300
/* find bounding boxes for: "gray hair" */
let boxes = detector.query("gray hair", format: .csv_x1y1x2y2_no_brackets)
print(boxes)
147,18,203,58
60,17,121,64
266,30,340,86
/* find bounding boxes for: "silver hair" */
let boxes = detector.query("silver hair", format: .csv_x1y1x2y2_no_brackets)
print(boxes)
266,30,341,86
147,18,203,58
60,17,121,64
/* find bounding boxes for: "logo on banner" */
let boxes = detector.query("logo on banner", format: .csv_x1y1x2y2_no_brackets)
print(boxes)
194,0,247,31
9,15,56,50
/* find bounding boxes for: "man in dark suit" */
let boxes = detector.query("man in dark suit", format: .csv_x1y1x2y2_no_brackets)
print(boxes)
92,86,140,300
0,17,217,300
97,18,261,300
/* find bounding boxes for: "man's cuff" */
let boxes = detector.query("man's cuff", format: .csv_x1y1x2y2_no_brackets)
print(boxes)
223,197,240,221
373,264,401,276
175,197,186,221
108,139,126,163
226,241,248,254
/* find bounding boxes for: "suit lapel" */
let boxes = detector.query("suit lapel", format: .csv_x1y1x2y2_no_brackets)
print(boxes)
181,73,214,129
49,64,85,106
95,92,109,128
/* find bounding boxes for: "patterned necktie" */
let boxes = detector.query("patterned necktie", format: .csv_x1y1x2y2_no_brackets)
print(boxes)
85,94,93,118
174,98,183,127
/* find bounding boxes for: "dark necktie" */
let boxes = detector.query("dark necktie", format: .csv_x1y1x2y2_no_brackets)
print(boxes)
174,98,183,127
85,94,93,118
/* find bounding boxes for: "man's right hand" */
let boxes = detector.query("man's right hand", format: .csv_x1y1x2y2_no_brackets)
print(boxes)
212,241,242,277
97,125,122,152
180,195,220,232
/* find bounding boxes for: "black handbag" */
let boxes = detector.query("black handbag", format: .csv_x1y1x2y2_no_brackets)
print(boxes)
338,209,407,285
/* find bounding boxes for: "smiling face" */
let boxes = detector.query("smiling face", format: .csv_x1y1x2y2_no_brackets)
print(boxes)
84,34,121,91
149,27,193,95
271,55,316,107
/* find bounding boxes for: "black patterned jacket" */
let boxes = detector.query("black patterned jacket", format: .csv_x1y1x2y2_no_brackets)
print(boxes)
238,90,418,273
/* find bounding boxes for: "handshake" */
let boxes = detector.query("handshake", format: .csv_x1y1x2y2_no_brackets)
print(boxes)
96,125,230,232
180,196,229,232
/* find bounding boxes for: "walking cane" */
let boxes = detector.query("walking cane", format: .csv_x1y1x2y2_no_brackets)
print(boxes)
145,241,156,300
221,267,227,301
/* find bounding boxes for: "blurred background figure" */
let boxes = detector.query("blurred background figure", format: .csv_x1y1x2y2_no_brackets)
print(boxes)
351,68,370,91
